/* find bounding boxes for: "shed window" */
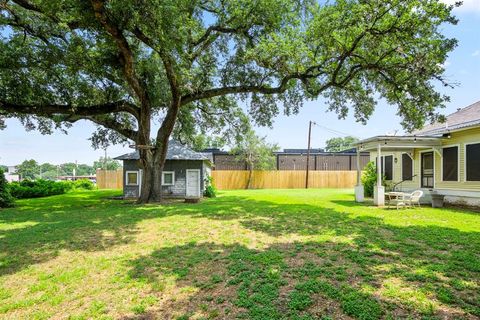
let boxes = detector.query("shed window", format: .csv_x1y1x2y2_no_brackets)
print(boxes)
402,154,413,181
126,171,138,185
162,171,175,186
466,143,480,181
442,146,458,181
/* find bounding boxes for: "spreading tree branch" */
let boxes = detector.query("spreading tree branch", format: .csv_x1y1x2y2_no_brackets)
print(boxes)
0,100,140,119
9,0,81,29
90,0,149,107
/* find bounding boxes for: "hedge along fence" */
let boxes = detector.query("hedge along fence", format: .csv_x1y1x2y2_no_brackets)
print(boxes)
96,169,123,189
211,170,360,190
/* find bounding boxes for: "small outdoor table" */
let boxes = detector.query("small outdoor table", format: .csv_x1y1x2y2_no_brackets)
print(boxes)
385,191,410,209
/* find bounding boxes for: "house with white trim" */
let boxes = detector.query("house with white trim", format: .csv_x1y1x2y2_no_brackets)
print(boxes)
353,100,480,206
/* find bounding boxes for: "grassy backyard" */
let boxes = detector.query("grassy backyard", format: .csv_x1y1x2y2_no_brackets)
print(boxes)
0,189,479,319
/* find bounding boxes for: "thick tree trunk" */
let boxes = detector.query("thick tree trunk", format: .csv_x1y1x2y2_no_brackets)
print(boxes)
150,157,165,201
136,148,167,203
137,151,166,203
136,100,180,204
137,157,153,203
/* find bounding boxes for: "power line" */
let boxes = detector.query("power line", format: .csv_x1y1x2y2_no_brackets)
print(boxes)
312,123,359,138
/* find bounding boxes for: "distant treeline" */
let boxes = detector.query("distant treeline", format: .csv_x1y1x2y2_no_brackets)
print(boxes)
1,157,121,180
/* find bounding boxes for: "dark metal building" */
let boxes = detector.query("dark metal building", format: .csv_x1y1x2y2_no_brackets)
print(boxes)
204,148,370,171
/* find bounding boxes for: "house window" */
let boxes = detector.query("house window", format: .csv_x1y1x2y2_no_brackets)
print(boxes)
126,171,138,185
162,171,175,186
402,153,413,181
466,143,480,181
442,146,458,181
381,155,393,181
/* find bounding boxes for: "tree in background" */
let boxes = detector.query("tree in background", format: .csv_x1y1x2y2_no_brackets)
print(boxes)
231,130,279,189
188,135,227,152
38,163,57,179
325,136,360,152
93,157,121,171
12,160,96,180
15,160,39,180
77,164,95,176
60,163,94,176
0,0,459,202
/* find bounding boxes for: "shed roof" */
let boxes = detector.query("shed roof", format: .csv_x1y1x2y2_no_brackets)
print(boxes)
414,100,480,135
114,140,212,161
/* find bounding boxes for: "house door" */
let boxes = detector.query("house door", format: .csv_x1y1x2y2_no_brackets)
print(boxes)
421,152,434,188
186,169,201,198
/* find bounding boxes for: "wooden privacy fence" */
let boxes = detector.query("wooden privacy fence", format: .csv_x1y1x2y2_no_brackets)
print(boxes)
96,169,359,190
96,169,123,189
211,170,359,190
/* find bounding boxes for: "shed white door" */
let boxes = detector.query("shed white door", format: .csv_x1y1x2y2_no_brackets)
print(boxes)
186,169,201,198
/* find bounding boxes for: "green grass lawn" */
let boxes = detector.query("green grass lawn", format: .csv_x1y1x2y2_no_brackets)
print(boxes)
0,189,479,319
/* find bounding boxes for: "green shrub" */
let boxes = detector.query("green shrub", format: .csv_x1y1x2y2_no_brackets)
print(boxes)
0,169,15,208
9,179,73,199
204,176,217,198
361,162,385,197
73,179,95,190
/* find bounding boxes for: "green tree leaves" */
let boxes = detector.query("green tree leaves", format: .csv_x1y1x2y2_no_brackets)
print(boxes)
0,0,460,201
325,136,359,152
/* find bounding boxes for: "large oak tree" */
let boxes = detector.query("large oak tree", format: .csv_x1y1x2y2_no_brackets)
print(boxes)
0,0,458,202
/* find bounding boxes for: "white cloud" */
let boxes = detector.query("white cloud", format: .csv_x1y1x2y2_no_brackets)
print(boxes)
473,50,480,57
441,0,480,12
441,60,451,68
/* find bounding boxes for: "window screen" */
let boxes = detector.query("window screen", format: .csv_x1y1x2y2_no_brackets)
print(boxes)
402,154,413,181
126,172,138,185
466,143,480,181
383,155,393,180
442,146,458,181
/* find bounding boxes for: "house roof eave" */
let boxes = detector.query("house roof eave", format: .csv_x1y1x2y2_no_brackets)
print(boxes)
355,135,443,152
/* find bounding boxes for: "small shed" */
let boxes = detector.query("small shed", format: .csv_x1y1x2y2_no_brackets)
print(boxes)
114,140,213,199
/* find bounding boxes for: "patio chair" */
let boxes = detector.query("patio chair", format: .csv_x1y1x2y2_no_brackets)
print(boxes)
406,190,423,208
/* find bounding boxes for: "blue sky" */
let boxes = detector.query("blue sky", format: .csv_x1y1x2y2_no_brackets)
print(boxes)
1,2,479,166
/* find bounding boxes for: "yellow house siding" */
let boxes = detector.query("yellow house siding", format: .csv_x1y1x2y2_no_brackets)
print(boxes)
368,127,480,192
436,127,480,191
369,150,421,190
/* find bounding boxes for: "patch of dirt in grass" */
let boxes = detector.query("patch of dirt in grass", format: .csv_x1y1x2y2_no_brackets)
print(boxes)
307,293,355,319
126,253,239,319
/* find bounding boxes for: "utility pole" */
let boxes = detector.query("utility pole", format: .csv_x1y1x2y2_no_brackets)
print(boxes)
305,121,315,188
73,160,77,179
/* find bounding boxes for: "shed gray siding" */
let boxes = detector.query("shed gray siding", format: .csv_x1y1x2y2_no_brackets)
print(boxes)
123,160,141,198
122,159,207,199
